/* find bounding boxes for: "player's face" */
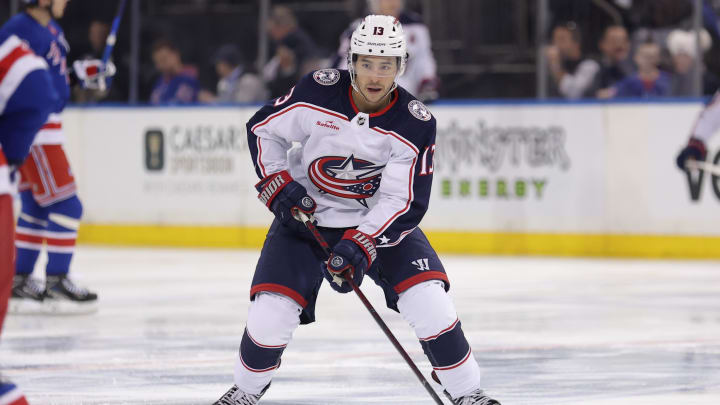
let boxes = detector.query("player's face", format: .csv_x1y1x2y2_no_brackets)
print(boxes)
354,55,398,103
50,0,70,19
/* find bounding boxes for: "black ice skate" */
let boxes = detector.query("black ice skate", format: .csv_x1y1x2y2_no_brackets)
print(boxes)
9,274,45,314
43,275,98,314
213,382,271,405
431,370,501,405
452,389,501,405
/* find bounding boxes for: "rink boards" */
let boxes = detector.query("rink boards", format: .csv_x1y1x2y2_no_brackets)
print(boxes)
61,100,720,258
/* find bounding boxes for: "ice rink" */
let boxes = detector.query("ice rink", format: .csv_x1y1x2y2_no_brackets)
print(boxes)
2,246,719,405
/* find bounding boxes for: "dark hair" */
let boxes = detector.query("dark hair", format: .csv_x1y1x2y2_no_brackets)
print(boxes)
553,21,582,43
351,53,402,67
151,38,179,54
214,44,243,67
601,25,628,39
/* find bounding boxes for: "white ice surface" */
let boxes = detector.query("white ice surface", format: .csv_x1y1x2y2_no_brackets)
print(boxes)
2,246,720,404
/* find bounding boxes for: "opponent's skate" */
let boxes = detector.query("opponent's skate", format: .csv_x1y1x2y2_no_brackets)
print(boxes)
43,275,98,314
213,383,270,405
9,274,45,314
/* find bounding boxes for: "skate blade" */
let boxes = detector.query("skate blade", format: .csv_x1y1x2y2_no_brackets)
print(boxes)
8,298,46,315
42,299,98,315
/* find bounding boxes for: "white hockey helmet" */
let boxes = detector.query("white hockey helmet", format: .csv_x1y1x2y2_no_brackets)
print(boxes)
348,14,408,94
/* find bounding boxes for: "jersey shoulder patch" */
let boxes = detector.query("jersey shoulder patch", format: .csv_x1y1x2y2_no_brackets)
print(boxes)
313,69,341,86
408,99,432,121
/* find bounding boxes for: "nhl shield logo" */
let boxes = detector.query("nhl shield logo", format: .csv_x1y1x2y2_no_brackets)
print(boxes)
313,69,340,86
408,100,432,121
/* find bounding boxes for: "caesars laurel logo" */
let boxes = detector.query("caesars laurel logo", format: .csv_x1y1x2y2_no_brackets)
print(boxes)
144,129,165,171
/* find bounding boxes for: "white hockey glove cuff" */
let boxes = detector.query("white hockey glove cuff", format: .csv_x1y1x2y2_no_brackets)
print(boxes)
73,59,117,90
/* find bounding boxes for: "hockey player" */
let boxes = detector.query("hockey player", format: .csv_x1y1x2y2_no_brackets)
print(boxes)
0,31,58,405
677,90,720,170
214,15,500,405
332,0,439,102
1,0,113,314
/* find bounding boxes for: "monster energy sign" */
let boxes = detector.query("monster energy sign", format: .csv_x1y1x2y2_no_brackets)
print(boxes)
435,119,571,200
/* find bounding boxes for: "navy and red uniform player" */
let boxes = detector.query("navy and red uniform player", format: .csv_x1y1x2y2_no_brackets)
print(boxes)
677,89,720,170
214,15,500,405
0,29,58,405
1,0,112,314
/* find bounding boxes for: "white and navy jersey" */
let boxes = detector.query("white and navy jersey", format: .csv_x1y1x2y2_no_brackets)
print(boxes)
692,89,720,142
0,33,56,166
333,12,438,97
247,69,436,247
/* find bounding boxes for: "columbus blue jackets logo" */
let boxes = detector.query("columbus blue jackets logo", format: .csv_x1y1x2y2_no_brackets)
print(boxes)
313,69,340,86
408,100,432,121
308,155,385,207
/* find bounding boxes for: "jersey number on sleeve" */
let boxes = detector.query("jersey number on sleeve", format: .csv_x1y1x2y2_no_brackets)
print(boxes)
419,144,435,176
273,86,295,107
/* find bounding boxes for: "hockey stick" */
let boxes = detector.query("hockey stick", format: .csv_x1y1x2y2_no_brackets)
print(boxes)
98,0,128,91
685,160,720,176
293,210,445,405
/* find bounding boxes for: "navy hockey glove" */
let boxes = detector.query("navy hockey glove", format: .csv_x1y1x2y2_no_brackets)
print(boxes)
256,170,316,234
322,229,377,293
676,137,707,170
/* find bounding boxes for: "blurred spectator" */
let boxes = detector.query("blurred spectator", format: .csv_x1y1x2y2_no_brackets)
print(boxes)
199,44,268,104
332,0,439,102
627,0,694,60
627,0,694,30
88,20,110,57
263,5,322,98
601,41,672,98
150,39,200,105
545,22,600,99
73,20,111,103
588,25,634,98
667,29,719,96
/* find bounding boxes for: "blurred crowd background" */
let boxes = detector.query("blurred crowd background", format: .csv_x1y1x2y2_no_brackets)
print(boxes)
2,0,719,104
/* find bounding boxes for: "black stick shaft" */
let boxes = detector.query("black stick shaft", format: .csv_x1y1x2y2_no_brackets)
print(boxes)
297,213,444,404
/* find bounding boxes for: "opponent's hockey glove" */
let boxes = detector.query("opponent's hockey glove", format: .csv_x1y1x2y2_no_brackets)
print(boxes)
72,59,117,90
676,137,707,170
256,170,316,234
322,229,376,293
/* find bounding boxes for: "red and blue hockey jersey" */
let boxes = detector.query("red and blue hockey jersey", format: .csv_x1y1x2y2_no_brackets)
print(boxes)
0,33,57,194
0,13,69,145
